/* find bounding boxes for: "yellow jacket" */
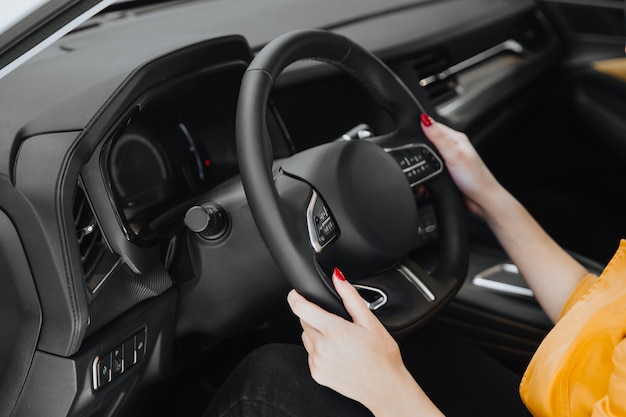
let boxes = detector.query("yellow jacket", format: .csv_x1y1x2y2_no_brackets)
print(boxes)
520,240,626,416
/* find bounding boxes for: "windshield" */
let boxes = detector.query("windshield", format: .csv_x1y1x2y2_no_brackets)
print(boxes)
0,0,49,36
0,0,114,80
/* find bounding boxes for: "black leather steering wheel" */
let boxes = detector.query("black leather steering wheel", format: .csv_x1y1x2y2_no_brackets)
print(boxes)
236,29,468,334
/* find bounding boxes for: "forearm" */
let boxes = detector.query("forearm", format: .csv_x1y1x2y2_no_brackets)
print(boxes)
366,368,444,417
480,184,589,322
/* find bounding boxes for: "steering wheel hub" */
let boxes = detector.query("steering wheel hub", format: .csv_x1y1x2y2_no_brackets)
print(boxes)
282,140,418,278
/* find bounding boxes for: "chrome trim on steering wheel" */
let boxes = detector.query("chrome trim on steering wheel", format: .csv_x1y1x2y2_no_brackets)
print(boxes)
396,264,436,302
306,191,324,253
353,284,388,311
306,190,338,253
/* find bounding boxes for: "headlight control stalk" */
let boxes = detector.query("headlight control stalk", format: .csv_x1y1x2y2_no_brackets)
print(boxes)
184,203,229,240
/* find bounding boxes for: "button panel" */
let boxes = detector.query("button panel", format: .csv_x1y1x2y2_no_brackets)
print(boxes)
387,144,443,187
93,327,147,390
306,191,339,252
96,352,112,388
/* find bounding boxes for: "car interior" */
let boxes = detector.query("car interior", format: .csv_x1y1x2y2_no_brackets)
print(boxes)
1,0,626,416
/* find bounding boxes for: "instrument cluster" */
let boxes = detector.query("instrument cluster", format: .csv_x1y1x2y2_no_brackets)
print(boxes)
108,65,245,240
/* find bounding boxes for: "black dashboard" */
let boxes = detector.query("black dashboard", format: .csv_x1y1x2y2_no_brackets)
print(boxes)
3,0,556,371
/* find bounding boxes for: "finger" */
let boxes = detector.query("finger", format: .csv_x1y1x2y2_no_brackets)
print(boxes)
420,114,455,152
331,268,377,326
420,116,477,174
287,288,344,334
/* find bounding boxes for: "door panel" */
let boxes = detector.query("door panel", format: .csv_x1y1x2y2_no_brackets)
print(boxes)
539,0,625,62
573,67,626,163
538,0,626,262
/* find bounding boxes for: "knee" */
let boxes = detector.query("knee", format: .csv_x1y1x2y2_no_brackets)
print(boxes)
206,343,372,417
204,344,310,416
237,343,309,385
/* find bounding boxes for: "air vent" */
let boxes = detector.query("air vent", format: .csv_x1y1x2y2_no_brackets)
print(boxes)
73,184,116,292
412,51,457,103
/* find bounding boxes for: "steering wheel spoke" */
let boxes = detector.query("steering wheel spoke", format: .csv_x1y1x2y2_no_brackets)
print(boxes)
366,128,446,188
305,189,339,253
384,142,444,188
274,171,340,257
353,258,461,333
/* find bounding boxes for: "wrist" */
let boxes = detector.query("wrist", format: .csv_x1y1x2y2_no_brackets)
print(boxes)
473,180,511,219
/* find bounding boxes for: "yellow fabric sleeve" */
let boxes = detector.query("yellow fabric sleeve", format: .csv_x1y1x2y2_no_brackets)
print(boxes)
520,240,626,417
591,338,626,416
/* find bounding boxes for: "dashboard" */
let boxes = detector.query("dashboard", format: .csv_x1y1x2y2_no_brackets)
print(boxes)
3,0,556,360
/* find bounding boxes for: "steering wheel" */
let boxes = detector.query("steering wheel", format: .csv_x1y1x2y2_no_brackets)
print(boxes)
236,29,468,334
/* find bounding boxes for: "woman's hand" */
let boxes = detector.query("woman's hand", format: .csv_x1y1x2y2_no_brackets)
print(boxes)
420,114,589,321
287,268,444,417
420,113,503,216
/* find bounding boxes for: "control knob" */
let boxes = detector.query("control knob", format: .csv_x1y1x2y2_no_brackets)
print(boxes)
184,204,229,240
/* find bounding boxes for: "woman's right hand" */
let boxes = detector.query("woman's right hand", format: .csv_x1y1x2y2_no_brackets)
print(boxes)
420,114,503,216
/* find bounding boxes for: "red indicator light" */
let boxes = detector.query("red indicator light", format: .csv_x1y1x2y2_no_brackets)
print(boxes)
204,158,211,167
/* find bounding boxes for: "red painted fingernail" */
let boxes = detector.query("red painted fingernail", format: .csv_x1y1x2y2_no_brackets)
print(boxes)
420,113,433,127
333,267,346,281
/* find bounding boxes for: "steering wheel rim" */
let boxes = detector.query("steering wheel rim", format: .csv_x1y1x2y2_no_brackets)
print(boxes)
236,29,468,331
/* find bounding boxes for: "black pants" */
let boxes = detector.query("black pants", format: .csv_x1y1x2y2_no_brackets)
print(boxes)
204,326,532,417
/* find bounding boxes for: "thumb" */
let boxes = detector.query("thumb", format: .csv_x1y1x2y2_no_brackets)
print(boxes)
331,268,376,326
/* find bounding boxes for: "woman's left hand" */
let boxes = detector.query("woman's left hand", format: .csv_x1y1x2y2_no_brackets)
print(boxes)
287,268,444,417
